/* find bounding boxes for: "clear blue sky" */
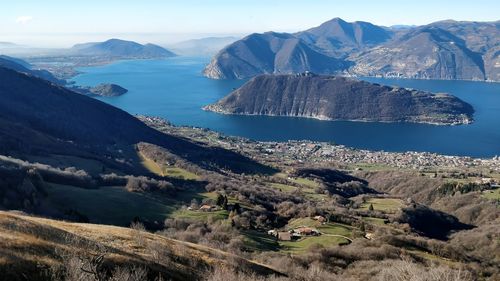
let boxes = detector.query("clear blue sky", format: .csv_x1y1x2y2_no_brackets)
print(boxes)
0,0,498,47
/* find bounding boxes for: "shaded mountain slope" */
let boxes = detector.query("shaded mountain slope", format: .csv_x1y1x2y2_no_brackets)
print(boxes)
204,18,499,81
350,26,487,80
0,67,273,175
296,17,393,57
203,32,350,79
205,74,474,125
0,56,63,84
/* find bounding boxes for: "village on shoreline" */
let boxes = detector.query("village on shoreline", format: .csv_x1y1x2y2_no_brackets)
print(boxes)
140,116,500,176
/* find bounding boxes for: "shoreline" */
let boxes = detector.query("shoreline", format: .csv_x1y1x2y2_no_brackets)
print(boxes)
139,116,500,172
202,104,473,126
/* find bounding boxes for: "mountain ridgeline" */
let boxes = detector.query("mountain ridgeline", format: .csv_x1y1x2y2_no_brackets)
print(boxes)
204,74,474,125
71,38,176,58
203,32,350,79
204,18,500,81
0,55,63,84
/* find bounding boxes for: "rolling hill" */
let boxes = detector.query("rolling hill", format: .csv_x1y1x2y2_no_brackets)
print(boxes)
0,210,281,281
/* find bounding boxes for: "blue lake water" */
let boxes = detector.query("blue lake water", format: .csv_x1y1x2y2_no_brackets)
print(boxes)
71,57,500,158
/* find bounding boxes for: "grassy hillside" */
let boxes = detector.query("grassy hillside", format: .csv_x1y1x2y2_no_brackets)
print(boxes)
0,211,282,281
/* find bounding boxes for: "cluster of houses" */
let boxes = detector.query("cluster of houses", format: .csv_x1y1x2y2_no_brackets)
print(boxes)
268,215,327,241
268,227,321,241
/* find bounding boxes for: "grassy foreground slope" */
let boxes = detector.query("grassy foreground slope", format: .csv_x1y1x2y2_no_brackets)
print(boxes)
0,211,282,281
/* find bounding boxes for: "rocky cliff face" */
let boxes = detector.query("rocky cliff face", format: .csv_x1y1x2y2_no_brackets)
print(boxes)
203,19,499,82
205,74,474,125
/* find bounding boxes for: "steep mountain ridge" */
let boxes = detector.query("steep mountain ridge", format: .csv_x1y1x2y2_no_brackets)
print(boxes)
296,17,393,57
203,32,350,79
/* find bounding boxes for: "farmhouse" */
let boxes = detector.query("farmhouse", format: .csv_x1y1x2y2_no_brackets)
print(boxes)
293,227,320,236
313,215,326,223
277,232,292,241
199,205,214,212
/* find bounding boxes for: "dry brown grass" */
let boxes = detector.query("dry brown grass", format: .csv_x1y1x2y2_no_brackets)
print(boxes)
0,211,282,281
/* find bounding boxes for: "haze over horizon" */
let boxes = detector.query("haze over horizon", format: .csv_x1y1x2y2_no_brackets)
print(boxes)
1,0,499,48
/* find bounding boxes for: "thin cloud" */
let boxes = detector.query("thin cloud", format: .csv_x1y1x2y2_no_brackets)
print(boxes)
16,16,33,25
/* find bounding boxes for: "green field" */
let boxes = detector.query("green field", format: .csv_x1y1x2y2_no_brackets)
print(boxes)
362,217,387,225
361,198,404,213
280,235,349,253
482,189,500,200
290,177,319,188
171,209,229,221
163,167,199,180
139,152,199,180
46,184,175,226
270,174,327,201
269,183,297,193
286,218,353,237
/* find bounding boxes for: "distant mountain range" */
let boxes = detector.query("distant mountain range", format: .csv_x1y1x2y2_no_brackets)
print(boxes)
0,42,19,49
204,18,500,81
204,73,474,125
70,38,176,58
167,36,240,56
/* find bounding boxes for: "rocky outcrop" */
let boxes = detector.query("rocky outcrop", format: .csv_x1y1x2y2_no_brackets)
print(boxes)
205,74,474,125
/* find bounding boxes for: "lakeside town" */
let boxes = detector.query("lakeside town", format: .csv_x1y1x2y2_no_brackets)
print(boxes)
141,116,500,174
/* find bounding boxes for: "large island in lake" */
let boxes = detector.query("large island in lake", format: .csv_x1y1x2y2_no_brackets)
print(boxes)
204,73,474,125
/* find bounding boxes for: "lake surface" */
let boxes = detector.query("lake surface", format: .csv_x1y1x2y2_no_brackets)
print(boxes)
71,57,500,158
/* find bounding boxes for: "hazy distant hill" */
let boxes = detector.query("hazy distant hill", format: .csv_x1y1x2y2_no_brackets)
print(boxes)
0,55,63,84
203,32,350,79
71,38,176,58
0,42,19,49
205,74,474,125
168,36,240,56
204,18,500,81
